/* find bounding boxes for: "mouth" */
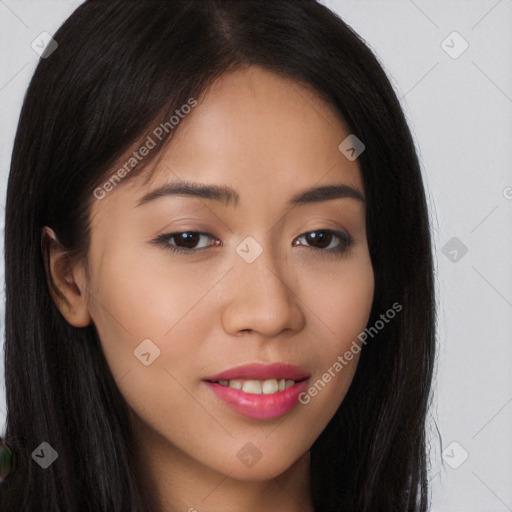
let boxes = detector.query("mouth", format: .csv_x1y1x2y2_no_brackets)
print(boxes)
206,377,302,394
203,363,310,420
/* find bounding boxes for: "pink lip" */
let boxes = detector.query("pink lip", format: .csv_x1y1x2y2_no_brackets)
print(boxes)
203,363,310,420
205,363,309,382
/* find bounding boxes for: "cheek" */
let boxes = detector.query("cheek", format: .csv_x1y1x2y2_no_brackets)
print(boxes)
85,246,225,437
294,252,374,410
296,250,374,347
86,241,223,382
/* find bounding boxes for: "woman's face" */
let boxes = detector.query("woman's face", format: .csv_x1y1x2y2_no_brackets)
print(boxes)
79,66,374,481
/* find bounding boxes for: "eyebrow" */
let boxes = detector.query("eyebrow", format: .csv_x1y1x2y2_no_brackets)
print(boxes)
136,180,364,208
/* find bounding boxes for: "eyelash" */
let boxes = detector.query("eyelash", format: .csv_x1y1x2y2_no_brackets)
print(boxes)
152,229,354,256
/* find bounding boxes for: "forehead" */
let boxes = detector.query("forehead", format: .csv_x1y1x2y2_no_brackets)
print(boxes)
92,65,363,217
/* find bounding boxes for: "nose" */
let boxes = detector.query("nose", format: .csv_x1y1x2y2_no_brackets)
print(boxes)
221,245,306,338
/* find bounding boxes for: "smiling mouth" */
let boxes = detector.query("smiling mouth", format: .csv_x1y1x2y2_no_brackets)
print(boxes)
203,363,310,419
205,378,306,395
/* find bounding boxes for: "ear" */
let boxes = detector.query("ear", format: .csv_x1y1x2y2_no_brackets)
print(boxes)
41,226,91,327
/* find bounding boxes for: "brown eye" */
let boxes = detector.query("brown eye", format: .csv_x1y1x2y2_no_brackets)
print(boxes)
153,231,221,254
304,231,333,249
172,232,201,249
293,230,353,254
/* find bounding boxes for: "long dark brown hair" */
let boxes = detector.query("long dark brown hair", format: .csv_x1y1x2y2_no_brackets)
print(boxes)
1,1,435,510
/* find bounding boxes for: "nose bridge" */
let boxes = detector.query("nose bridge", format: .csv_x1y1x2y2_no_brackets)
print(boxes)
221,235,305,336
242,243,288,300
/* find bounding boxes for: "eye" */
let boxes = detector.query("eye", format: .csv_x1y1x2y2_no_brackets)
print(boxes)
152,231,221,254
292,229,353,254
152,229,353,256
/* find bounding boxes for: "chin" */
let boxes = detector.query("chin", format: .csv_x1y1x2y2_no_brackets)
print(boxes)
211,443,310,482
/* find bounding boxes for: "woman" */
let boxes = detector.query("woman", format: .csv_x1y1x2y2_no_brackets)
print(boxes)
0,1,435,510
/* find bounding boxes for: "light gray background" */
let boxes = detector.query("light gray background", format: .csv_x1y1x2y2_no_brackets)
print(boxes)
1,1,511,510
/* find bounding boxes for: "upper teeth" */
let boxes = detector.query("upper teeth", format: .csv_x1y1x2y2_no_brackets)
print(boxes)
217,378,295,394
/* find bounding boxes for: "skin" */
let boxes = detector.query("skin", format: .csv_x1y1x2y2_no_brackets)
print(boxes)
44,66,374,512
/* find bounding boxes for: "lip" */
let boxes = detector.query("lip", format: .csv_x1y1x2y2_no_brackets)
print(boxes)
204,363,309,382
203,363,310,420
